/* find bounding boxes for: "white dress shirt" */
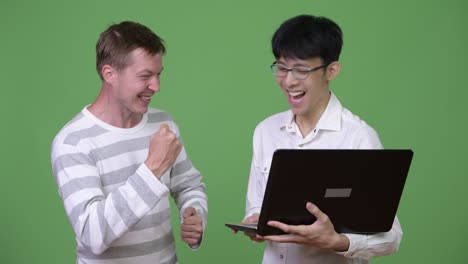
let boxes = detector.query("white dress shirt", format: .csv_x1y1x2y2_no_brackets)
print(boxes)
245,93,402,264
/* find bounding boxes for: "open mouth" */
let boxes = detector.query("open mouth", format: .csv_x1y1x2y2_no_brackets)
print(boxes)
139,94,152,104
288,91,306,102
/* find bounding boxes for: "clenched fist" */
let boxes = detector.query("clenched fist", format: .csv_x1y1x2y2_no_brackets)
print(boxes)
181,207,203,246
144,124,182,179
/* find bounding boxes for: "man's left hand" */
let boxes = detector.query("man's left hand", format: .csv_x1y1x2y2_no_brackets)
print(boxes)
260,202,350,251
181,207,203,246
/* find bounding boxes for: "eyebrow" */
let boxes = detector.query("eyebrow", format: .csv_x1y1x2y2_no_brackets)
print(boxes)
276,60,310,68
137,68,164,75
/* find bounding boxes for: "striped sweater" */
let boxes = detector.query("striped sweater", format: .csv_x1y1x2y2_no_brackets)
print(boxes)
51,107,208,264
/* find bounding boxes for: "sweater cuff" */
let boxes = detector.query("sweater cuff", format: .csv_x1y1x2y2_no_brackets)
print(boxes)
136,164,169,198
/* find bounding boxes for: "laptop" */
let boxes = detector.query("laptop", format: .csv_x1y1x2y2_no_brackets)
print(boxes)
226,149,413,236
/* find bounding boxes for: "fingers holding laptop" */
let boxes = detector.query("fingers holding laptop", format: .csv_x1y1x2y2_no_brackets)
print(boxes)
242,213,265,242
261,202,350,251
243,213,259,224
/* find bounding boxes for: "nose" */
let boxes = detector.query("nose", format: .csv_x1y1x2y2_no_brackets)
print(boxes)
283,70,299,87
147,76,160,92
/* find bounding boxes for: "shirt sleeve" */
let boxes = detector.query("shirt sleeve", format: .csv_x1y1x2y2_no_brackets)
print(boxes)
51,138,169,255
245,125,267,219
338,217,403,259
337,122,403,258
351,122,384,149
167,123,208,248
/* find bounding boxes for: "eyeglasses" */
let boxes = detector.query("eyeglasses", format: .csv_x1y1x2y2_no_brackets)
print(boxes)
270,62,330,80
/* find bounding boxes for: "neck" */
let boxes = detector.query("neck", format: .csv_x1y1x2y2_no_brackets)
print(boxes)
88,85,143,128
295,92,331,137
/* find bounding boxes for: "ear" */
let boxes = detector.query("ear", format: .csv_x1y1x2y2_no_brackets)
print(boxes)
326,61,341,81
101,64,117,84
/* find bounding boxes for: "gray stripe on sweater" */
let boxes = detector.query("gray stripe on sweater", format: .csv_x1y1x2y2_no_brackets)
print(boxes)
101,164,140,187
171,158,193,177
111,191,138,228
60,176,102,200
147,112,172,124
128,174,160,209
132,207,172,231
53,153,95,176
176,193,207,209
97,201,118,246
64,125,108,146
171,174,203,196
90,136,150,161
69,200,87,228
80,201,118,248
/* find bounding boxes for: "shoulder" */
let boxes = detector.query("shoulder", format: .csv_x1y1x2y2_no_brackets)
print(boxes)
341,108,383,149
146,108,174,123
341,108,376,134
52,111,96,148
254,110,289,133
146,107,180,135
51,110,99,163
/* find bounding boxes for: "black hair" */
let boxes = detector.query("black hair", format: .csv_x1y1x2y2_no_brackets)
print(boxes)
272,15,343,64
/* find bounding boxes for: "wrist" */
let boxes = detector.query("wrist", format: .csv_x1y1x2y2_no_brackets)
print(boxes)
332,234,350,252
144,160,163,178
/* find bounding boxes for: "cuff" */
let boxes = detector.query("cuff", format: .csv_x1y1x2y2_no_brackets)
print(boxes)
245,208,261,220
188,234,203,251
335,233,368,258
137,163,169,198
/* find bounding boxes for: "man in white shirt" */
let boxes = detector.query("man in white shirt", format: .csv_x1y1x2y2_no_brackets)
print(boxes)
240,14,402,263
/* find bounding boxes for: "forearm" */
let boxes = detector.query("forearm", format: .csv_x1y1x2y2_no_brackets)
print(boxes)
171,165,207,249
177,186,208,228
179,189,208,250
245,158,265,219
170,152,208,226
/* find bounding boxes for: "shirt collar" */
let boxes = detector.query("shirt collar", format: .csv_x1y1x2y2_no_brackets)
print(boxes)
280,92,343,132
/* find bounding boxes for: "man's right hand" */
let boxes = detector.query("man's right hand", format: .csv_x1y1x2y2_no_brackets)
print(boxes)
242,213,265,242
144,124,182,179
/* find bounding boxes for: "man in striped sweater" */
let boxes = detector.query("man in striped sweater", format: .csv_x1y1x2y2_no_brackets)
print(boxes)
51,21,208,264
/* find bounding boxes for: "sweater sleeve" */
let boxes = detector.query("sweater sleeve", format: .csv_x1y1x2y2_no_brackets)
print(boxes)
167,123,208,239
51,137,169,255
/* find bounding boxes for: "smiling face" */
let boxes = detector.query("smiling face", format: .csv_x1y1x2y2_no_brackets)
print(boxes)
275,56,340,122
103,48,163,120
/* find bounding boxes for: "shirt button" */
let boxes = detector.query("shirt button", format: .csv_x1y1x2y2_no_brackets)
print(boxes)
280,254,284,259
299,144,304,148
264,167,268,171
313,129,317,133
288,126,292,129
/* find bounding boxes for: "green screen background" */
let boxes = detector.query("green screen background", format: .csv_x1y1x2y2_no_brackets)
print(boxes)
1,0,466,263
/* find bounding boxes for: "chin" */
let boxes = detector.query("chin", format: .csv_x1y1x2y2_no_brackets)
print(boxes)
291,107,308,118
133,106,149,115
289,105,302,114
